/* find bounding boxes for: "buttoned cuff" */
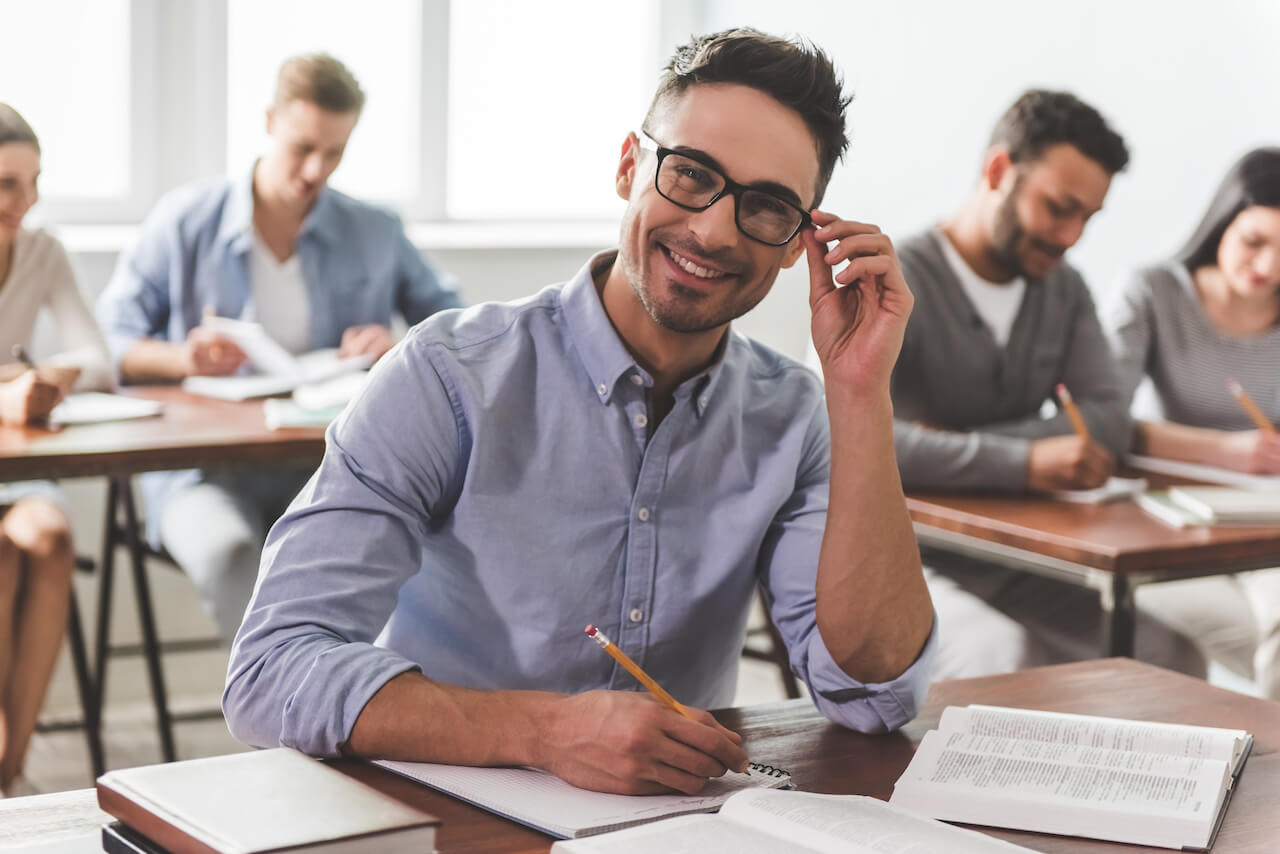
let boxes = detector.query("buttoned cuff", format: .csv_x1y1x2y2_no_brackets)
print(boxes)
802,615,937,733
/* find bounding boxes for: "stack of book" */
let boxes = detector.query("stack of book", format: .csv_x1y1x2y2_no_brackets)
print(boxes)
96,749,439,854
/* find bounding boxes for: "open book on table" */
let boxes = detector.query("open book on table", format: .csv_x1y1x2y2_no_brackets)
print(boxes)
889,704,1253,851
551,789,1034,853
1128,454,1280,492
181,318,372,401
375,758,792,839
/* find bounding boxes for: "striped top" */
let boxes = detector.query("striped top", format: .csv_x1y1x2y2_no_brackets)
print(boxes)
1106,263,1280,430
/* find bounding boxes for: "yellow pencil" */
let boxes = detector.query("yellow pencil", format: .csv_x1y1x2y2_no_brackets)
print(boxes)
1056,383,1091,441
585,624,693,720
1228,379,1276,435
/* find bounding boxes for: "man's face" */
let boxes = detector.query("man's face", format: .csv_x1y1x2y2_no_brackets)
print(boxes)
260,98,359,208
614,83,818,334
989,143,1112,279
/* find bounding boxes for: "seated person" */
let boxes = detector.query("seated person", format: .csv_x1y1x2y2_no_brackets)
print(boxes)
96,54,461,644
891,90,1202,679
224,29,936,796
1108,147,1280,697
0,103,111,795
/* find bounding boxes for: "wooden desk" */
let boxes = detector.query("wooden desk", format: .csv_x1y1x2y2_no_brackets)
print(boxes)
907,486,1280,656
329,659,1280,854
0,386,326,481
7,661,1278,852
0,387,328,771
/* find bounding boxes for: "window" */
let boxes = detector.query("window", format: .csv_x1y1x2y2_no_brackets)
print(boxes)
446,1,662,220
226,0,422,204
0,0,131,199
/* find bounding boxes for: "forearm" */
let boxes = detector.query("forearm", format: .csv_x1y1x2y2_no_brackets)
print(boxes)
119,339,187,382
1135,420,1230,466
817,388,932,682
345,672,561,766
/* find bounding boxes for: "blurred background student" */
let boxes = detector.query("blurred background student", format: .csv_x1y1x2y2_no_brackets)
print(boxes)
1108,146,1280,697
0,102,112,795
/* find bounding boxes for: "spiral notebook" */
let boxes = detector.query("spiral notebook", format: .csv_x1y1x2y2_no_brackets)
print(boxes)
374,758,792,839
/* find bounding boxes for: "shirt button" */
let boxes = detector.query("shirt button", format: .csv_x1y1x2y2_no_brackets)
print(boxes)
629,608,644,623
597,383,608,396
698,395,709,409
636,507,650,522
630,374,644,386
633,412,648,429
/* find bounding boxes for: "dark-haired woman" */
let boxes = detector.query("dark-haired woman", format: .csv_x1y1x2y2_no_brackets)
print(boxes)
0,102,111,794
1107,147,1280,698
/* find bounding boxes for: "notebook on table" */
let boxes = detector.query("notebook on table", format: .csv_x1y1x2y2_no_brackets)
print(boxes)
375,758,792,839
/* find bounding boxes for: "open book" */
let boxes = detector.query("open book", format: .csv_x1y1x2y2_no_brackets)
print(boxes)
1168,486,1280,524
889,705,1253,851
375,759,792,839
50,392,164,425
551,789,1033,853
182,318,372,401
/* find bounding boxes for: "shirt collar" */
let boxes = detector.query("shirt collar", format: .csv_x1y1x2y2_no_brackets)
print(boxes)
560,249,728,415
214,161,339,254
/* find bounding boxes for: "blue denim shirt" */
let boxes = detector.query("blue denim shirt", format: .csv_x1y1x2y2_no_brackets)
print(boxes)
223,251,936,757
95,170,462,534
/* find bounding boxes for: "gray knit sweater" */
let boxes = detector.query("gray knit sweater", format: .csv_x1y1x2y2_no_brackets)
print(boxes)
891,228,1131,491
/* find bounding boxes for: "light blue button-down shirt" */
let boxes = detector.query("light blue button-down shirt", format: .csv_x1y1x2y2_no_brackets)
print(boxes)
95,170,462,532
224,252,935,756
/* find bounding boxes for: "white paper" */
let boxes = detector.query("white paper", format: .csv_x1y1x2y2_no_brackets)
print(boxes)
1049,476,1146,504
48,392,164,425
1128,455,1280,492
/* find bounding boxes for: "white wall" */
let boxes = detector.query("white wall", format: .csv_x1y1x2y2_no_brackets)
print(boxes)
703,0,1280,311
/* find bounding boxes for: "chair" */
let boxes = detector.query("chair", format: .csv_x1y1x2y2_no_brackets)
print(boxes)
741,586,802,699
92,476,222,765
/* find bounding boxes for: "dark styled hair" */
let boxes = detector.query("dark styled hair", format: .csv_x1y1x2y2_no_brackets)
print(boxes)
0,103,39,151
1176,147,1280,271
989,89,1128,175
644,28,851,207
274,53,365,115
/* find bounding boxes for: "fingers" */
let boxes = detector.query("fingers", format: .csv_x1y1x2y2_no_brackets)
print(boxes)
802,225,836,309
665,711,749,774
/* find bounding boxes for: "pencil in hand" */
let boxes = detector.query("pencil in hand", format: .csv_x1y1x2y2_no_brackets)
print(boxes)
1056,383,1091,441
1227,378,1275,435
585,624,693,720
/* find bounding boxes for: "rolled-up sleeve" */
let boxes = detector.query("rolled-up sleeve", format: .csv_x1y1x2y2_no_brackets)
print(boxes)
223,330,463,755
758,402,936,733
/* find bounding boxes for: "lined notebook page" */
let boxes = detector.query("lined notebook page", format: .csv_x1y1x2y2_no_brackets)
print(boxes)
375,760,790,838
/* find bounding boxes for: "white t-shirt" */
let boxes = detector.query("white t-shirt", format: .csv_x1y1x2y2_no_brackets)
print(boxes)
937,231,1026,348
247,230,311,356
0,227,113,390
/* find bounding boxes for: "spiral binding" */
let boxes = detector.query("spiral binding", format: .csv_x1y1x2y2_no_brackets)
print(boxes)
748,762,788,778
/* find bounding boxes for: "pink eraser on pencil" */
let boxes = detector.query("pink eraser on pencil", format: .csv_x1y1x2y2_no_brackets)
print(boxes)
585,624,597,637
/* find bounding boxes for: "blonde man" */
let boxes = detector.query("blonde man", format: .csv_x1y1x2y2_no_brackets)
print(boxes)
97,54,461,643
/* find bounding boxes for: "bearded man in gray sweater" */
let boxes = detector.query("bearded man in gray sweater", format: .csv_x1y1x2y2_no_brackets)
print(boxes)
892,90,1203,679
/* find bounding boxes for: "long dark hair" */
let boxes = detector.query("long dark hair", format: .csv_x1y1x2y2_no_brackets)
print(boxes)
1177,147,1280,271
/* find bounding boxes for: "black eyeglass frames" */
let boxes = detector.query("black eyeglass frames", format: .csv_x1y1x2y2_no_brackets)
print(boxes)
636,133,811,246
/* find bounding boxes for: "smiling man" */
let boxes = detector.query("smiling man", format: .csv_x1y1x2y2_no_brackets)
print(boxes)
889,90,1203,679
224,29,935,795
96,54,460,645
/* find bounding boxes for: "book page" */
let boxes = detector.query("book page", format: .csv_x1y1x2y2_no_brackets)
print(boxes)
899,732,1228,817
721,790,1033,853
941,706,1242,762
550,814,817,854
935,732,1213,777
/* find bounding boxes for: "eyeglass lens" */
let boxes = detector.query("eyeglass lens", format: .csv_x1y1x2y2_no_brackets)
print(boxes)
656,152,803,245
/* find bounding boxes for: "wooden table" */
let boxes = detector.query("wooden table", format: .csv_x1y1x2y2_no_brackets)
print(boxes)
907,483,1280,656
0,387,329,772
0,386,326,481
11,660,1273,852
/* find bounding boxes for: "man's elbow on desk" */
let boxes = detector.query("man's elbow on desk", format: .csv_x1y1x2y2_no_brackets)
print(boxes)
804,616,937,735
